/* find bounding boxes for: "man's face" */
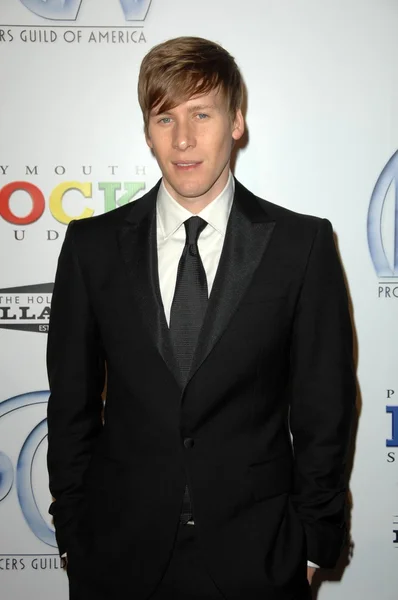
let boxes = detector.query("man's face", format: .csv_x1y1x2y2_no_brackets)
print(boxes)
146,89,244,211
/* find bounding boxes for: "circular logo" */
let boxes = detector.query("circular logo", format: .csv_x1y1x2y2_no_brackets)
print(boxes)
0,391,56,547
368,149,398,277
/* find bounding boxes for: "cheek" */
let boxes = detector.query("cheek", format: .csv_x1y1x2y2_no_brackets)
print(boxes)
150,141,168,164
206,132,233,162
147,129,169,153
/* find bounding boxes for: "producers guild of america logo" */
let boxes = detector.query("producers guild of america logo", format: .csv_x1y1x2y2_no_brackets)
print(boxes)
0,0,152,44
18,0,152,21
0,391,61,570
0,283,53,333
368,150,398,298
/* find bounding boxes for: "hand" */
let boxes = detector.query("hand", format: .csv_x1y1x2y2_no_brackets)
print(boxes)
307,566,316,585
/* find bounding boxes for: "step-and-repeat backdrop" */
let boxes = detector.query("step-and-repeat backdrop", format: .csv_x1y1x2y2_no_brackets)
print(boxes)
0,1,397,598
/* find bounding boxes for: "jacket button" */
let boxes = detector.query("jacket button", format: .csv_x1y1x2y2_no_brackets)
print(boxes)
183,437,195,449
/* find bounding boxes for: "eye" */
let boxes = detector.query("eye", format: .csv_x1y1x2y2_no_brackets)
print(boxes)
196,113,208,120
158,117,172,124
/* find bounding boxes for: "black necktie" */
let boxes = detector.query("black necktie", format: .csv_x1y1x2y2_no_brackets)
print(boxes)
169,216,208,385
169,216,208,524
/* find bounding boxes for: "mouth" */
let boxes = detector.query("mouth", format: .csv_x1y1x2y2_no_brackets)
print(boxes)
172,161,202,170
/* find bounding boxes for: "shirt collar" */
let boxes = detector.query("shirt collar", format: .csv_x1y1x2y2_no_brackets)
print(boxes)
156,171,234,240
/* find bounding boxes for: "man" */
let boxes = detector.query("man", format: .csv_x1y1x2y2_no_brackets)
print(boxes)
47,37,355,600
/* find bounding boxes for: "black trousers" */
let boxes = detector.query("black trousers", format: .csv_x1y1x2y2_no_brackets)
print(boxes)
149,523,225,600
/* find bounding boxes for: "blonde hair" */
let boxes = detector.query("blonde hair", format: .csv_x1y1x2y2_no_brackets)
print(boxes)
138,36,244,132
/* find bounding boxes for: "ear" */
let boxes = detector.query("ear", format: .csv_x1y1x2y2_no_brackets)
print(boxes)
231,109,244,141
145,129,153,149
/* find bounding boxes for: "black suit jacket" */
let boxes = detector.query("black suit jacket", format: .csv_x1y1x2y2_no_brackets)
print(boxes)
47,179,355,600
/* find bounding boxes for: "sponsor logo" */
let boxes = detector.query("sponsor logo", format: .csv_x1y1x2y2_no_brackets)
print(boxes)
386,389,398,464
368,150,398,298
0,165,147,241
384,390,397,549
19,0,152,22
1,1,152,44
0,391,61,568
0,284,52,333
387,404,398,447
19,0,84,21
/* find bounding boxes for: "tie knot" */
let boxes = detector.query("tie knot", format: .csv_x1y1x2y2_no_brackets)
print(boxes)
184,217,207,247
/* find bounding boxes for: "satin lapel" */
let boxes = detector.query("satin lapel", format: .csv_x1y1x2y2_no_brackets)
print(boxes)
117,185,178,382
187,180,276,385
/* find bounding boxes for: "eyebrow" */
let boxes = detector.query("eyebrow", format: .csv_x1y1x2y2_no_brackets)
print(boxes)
151,104,217,117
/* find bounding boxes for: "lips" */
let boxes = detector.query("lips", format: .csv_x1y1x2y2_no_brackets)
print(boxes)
172,161,202,170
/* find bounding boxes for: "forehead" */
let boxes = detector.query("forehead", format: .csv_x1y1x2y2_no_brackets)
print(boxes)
150,88,228,116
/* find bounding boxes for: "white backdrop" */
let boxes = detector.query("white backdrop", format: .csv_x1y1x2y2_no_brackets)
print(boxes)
0,1,397,598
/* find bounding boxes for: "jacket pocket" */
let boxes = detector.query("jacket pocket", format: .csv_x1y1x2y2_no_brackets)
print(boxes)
249,454,293,501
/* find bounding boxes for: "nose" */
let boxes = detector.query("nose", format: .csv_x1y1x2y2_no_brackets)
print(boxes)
172,119,196,151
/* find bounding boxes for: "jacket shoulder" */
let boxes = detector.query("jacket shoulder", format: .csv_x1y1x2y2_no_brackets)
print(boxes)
236,178,322,223
67,181,159,238
259,196,323,227
234,179,334,261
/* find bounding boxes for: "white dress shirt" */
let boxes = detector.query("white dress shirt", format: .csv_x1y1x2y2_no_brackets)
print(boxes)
156,172,234,325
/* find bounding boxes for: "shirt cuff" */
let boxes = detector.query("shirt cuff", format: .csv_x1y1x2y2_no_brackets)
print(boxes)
307,560,320,568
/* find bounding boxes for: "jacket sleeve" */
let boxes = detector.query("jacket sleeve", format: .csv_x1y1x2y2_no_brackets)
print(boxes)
289,218,356,568
46,220,105,556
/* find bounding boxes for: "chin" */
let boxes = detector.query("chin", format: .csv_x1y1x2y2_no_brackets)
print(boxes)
172,182,210,200
180,187,208,199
